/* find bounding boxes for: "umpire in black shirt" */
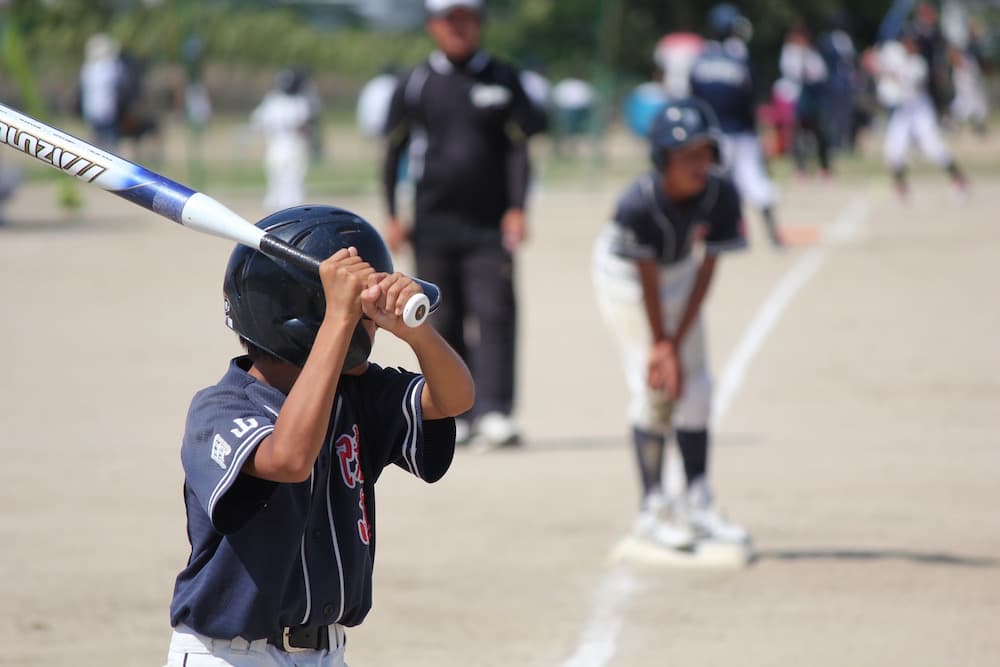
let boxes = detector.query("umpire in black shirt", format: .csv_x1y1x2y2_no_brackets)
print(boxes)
383,0,545,445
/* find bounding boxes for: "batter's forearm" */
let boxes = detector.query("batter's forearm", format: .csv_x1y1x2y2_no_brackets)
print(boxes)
248,320,354,482
407,327,475,419
638,260,669,342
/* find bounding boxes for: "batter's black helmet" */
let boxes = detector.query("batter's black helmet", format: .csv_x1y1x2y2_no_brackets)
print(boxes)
223,206,393,369
648,97,722,171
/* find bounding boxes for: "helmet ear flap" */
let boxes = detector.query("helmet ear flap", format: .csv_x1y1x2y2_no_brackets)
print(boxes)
651,147,669,172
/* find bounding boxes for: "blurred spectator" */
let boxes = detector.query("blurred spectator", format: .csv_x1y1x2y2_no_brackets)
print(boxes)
79,33,123,149
551,77,596,154
519,68,552,117
757,78,797,158
912,2,952,121
624,80,670,139
0,156,21,227
949,23,990,135
251,68,313,212
818,14,859,151
182,35,212,131
357,67,399,138
780,24,832,176
653,32,705,99
382,0,546,446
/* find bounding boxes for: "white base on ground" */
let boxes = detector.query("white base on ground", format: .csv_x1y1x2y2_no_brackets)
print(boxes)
610,535,753,569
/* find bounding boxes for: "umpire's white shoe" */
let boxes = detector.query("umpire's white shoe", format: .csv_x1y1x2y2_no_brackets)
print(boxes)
684,482,750,544
475,412,521,447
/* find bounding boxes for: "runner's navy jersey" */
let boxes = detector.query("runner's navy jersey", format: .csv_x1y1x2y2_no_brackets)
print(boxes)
689,40,757,134
607,172,747,265
169,357,455,640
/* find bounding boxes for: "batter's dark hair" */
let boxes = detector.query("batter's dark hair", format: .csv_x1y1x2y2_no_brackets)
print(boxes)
239,337,281,364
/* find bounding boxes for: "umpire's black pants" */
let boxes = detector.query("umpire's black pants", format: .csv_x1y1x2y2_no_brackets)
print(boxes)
414,234,516,419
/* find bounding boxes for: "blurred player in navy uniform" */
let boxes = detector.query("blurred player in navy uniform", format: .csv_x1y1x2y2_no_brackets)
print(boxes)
690,4,784,248
164,207,473,666
382,0,546,446
593,99,750,553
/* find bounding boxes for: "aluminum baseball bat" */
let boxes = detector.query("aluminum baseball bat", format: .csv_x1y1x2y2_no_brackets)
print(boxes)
0,102,435,327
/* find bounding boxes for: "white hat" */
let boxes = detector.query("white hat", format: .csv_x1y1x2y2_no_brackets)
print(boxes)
85,33,120,62
426,0,483,16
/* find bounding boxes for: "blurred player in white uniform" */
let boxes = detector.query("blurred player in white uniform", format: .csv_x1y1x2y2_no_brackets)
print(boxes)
251,69,314,212
870,33,967,198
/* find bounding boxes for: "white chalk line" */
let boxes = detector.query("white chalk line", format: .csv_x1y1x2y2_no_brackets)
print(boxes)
561,197,871,667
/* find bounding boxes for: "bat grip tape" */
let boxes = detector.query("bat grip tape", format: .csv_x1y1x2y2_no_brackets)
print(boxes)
259,234,322,273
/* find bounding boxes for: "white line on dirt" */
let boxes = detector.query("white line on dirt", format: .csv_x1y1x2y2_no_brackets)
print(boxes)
561,197,871,667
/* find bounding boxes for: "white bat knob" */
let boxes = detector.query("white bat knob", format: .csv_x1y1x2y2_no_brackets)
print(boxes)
402,293,431,328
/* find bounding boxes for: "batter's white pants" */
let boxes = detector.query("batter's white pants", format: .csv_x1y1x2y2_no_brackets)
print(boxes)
719,132,775,210
883,96,952,169
592,230,712,434
165,625,348,667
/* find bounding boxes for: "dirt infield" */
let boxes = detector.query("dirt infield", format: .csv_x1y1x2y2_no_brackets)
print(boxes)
0,137,997,666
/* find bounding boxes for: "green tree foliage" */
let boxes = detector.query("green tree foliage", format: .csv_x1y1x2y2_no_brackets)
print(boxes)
2,0,902,92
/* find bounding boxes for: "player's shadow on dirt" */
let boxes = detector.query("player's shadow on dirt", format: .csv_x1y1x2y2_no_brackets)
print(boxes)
755,548,997,568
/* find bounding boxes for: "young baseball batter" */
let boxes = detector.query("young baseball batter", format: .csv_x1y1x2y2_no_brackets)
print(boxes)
164,206,473,666
593,98,749,551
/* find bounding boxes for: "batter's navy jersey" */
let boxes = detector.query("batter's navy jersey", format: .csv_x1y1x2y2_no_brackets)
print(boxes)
689,41,757,134
608,173,747,265
169,357,455,640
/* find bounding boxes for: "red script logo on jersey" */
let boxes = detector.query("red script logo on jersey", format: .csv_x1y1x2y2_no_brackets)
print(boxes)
336,425,371,545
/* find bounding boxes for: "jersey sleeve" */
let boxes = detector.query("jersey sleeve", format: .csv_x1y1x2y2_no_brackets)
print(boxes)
180,388,278,534
360,365,456,484
608,181,661,261
500,62,548,140
703,179,749,255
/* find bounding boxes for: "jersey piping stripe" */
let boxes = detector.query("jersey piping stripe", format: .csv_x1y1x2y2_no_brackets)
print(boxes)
298,471,315,626
207,424,274,522
325,396,347,624
407,378,425,478
400,377,423,477
705,236,749,254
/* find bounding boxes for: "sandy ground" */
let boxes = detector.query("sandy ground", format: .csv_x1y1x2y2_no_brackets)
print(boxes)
0,132,998,667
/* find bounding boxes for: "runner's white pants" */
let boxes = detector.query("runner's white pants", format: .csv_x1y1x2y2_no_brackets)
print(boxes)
593,230,712,434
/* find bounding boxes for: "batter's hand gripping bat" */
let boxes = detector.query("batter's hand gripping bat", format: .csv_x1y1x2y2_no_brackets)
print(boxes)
0,103,436,328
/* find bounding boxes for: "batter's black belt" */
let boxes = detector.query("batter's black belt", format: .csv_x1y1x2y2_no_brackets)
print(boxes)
268,624,346,653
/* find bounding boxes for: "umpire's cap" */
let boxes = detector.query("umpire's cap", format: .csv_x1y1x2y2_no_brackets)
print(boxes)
648,98,722,171
224,206,398,369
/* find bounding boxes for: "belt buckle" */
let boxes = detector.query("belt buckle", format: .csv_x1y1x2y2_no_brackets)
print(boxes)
281,627,312,654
